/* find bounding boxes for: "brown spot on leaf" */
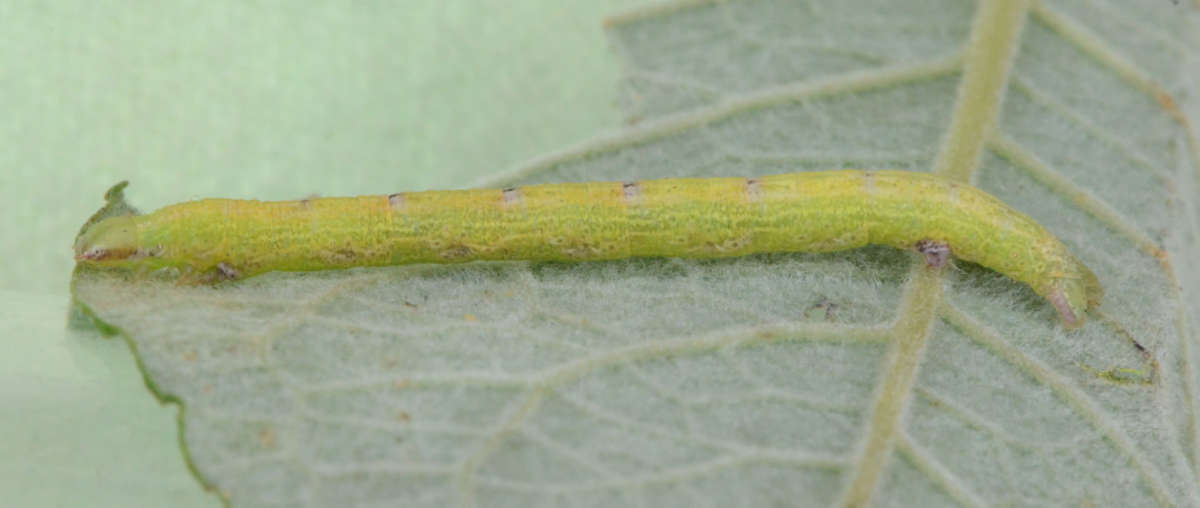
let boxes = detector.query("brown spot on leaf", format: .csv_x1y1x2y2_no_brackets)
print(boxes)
804,296,839,321
258,427,277,449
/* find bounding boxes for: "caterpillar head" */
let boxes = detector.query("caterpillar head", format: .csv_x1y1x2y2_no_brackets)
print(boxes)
74,216,139,264
1047,259,1104,330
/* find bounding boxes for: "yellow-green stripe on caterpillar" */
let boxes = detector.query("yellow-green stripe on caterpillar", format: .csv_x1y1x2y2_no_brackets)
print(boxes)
74,170,1102,328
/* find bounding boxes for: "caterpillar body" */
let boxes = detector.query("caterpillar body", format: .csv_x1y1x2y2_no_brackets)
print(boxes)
74,170,1102,328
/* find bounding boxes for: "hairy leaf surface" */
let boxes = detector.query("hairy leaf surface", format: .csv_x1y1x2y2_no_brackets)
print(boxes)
73,0,1200,506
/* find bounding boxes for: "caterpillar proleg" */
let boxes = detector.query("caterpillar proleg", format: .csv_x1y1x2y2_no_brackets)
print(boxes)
74,170,1102,328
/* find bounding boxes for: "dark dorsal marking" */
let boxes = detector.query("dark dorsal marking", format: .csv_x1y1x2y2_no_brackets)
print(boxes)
622,181,641,203
387,193,405,209
746,177,764,202
502,187,522,207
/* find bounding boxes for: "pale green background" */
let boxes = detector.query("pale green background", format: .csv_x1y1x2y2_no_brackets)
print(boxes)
0,1,648,505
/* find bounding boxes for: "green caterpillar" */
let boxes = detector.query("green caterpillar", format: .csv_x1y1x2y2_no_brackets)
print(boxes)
74,170,1102,328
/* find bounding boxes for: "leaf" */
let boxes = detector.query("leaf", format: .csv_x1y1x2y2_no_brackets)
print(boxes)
71,0,1200,506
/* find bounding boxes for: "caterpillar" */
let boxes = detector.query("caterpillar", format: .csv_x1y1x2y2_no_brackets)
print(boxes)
74,170,1102,328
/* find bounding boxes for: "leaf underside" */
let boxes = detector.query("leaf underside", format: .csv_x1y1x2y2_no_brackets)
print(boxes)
72,0,1200,506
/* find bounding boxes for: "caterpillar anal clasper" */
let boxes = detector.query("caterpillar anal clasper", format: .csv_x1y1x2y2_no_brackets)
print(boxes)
74,170,1103,328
